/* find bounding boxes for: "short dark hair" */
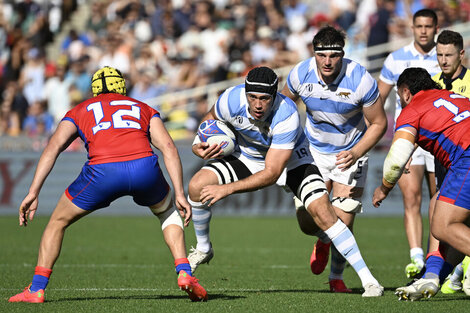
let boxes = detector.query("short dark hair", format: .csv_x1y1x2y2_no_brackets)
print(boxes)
312,26,345,50
397,67,441,95
413,9,438,26
437,30,464,51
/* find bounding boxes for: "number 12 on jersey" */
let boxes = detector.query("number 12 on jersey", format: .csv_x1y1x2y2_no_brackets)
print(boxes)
87,100,142,134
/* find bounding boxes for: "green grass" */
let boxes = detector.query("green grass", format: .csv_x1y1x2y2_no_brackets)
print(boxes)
1,215,469,312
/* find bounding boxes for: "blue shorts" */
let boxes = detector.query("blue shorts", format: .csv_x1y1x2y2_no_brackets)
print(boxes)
65,155,170,211
438,149,470,210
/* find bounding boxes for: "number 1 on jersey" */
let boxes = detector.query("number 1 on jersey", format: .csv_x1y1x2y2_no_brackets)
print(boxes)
87,101,111,134
434,97,470,123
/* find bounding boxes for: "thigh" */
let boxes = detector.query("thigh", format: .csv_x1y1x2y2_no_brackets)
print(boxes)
432,200,470,231
311,148,369,188
398,164,425,194
66,162,130,211
49,193,91,226
438,162,470,210
129,156,170,206
202,153,255,184
331,181,364,199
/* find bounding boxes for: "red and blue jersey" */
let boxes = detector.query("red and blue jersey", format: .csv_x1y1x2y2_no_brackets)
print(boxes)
396,89,470,169
63,93,160,165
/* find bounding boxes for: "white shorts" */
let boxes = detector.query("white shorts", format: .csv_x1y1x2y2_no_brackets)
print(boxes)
410,146,435,172
204,137,315,187
309,147,368,188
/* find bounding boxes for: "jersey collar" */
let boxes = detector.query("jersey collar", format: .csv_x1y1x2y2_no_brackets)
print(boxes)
439,66,468,89
408,41,436,58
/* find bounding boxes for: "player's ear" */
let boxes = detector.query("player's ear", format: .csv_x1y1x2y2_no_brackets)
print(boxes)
402,88,413,107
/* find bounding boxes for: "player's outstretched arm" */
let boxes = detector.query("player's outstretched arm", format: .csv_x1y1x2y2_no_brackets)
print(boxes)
200,147,292,206
19,121,78,226
372,127,416,207
149,117,191,225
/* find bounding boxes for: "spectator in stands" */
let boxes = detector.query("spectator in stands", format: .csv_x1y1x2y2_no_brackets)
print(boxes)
129,68,166,102
66,55,91,99
22,100,54,138
19,47,46,105
1,81,29,136
44,63,72,125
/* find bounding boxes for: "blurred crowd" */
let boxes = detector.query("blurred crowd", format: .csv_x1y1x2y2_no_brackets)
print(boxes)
1,0,470,147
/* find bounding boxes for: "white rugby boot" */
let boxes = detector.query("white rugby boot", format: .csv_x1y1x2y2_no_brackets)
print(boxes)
188,246,214,273
362,283,384,297
395,277,439,301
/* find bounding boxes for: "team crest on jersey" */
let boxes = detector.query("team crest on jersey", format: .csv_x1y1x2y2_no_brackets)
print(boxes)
306,84,314,92
337,91,351,99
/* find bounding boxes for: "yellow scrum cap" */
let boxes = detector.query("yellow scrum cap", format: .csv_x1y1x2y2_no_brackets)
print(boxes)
91,66,126,96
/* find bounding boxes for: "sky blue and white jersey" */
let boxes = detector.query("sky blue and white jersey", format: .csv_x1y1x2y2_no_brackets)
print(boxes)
214,84,305,161
286,57,379,154
379,41,440,120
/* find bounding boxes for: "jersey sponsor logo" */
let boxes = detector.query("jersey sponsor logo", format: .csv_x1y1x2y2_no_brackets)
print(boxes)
459,86,466,94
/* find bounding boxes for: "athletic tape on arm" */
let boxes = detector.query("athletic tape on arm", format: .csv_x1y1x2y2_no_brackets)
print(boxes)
383,137,415,186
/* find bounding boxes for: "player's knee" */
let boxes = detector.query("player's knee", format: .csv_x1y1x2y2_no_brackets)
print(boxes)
188,171,214,201
331,197,362,214
430,218,446,241
157,206,183,231
431,226,444,242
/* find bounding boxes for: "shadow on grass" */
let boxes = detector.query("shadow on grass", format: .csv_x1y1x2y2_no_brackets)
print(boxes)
46,293,244,302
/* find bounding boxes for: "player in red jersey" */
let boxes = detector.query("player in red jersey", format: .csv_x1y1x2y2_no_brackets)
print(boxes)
8,66,207,303
373,67,470,300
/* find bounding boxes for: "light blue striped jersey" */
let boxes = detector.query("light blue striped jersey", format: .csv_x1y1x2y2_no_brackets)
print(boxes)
214,84,305,161
286,57,379,153
379,41,440,119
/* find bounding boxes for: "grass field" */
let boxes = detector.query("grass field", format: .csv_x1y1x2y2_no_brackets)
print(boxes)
1,215,469,312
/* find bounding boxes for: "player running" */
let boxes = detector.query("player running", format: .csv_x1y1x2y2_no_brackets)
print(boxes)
8,66,207,303
281,25,387,293
373,67,470,301
188,66,384,297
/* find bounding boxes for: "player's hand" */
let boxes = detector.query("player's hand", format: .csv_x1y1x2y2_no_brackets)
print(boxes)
19,193,39,227
372,185,390,208
192,142,224,160
200,184,232,206
335,150,358,171
175,194,192,227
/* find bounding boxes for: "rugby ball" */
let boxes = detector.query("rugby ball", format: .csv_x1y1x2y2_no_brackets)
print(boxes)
197,119,236,156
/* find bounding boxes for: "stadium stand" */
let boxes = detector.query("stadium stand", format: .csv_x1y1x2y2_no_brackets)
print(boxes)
1,0,470,145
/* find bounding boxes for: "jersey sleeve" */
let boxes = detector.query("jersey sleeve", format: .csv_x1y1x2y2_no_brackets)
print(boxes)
214,86,242,122
357,70,380,107
395,105,420,131
270,102,300,150
62,106,78,126
286,60,306,97
379,53,396,85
